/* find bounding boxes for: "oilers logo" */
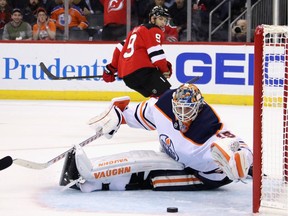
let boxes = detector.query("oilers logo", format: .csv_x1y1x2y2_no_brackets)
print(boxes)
159,134,179,161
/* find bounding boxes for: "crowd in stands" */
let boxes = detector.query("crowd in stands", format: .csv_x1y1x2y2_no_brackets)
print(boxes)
0,0,253,42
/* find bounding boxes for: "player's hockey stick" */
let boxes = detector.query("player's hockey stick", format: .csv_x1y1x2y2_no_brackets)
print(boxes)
0,156,13,171
40,62,115,80
13,130,103,170
40,61,199,82
186,76,200,84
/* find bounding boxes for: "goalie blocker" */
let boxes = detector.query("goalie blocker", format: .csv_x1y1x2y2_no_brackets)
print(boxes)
60,144,234,192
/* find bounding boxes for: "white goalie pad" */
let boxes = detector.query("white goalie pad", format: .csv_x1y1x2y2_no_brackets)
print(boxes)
75,147,184,182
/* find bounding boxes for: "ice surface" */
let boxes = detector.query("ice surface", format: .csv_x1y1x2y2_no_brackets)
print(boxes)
0,100,259,216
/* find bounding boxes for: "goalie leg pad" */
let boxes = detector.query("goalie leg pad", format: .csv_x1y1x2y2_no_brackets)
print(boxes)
75,149,184,192
89,150,184,181
75,144,94,180
150,170,203,190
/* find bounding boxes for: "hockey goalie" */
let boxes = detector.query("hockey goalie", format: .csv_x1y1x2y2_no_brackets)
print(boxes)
59,83,253,192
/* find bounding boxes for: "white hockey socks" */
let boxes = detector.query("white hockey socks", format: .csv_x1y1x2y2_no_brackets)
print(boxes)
210,139,253,181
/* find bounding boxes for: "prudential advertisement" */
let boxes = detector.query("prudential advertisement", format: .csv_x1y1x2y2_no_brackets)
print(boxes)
0,42,254,104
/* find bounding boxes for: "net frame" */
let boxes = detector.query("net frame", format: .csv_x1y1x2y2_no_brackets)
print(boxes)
253,24,288,213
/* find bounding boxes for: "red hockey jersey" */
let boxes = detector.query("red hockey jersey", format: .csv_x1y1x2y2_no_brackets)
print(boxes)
100,0,134,25
117,24,169,78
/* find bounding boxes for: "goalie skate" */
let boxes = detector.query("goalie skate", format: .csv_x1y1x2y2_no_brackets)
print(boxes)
59,148,80,189
210,142,252,181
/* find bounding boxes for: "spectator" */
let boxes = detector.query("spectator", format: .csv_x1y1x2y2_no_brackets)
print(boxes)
164,19,178,42
135,0,150,25
32,7,56,40
197,0,220,41
51,0,88,31
168,0,187,40
90,0,103,13
22,0,44,25
164,0,174,8
73,0,92,15
2,8,32,40
0,0,11,30
141,0,168,24
42,0,57,15
231,19,253,42
100,0,134,41
7,0,28,10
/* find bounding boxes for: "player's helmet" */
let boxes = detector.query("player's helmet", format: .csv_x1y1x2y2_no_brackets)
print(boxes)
172,83,204,122
149,6,170,19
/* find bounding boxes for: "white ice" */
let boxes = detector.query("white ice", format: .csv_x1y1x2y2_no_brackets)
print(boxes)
0,100,258,216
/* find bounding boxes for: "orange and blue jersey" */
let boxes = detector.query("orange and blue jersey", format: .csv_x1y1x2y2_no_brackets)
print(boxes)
50,5,88,30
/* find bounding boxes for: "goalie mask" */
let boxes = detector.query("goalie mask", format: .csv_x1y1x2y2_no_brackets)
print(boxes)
172,84,204,123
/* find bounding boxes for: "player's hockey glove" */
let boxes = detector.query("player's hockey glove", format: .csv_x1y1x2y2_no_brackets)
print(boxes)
163,61,172,78
103,63,117,83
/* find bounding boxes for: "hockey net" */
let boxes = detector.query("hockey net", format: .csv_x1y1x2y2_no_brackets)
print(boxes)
253,25,288,213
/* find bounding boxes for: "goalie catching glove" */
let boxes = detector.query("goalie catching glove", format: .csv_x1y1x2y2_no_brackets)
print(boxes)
210,138,253,181
88,105,123,139
103,63,117,83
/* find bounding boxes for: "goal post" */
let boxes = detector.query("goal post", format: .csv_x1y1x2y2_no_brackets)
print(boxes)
253,24,288,213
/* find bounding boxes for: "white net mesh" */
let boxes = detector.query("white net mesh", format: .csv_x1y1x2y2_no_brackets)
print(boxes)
261,25,288,209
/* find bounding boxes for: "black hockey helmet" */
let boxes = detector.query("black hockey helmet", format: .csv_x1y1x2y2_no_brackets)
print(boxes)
149,6,170,19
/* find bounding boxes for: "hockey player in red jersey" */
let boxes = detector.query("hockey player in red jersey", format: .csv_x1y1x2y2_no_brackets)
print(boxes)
103,6,172,97
60,83,253,192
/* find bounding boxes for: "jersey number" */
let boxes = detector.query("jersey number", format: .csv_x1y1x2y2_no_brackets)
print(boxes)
216,131,236,139
123,34,137,58
123,33,162,58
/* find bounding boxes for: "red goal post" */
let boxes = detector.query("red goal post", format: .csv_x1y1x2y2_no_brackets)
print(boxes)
253,25,288,213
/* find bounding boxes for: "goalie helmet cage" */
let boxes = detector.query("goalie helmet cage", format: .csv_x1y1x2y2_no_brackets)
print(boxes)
253,24,288,213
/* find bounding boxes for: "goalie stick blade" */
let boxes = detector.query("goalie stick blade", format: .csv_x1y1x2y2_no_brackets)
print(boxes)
0,156,13,171
12,131,103,170
40,62,108,80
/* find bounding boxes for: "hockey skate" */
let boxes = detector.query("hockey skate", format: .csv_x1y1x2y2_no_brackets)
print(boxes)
210,140,253,181
59,148,80,190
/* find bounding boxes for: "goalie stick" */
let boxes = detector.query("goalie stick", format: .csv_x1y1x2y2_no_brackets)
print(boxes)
0,156,13,171
13,130,103,170
40,62,115,80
